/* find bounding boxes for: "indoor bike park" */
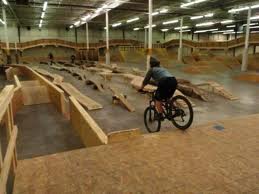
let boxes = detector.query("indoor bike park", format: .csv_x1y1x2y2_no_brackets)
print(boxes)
1,0,259,193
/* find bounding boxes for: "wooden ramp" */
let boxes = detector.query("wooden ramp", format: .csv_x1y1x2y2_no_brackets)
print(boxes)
197,81,238,100
131,76,195,106
13,114,259,194
33,67,64,84
109,86,135,112
86,79,105,92
58,82,102,110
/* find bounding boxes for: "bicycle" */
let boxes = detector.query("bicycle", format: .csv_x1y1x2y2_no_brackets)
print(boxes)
143,91,193,133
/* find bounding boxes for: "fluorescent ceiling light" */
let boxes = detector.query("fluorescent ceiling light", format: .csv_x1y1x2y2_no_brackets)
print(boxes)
41,12,45,19
161,29,169,32
251,31,259,33
194,28,218,33
163,20,178,25
40,19,43,24
112,22,122,27
144,24,156,28
228,7,249,13
250,26,259,29
251,16,259,20
81,15,90,21
212,29,234,33
69,25,74,29
223,31,243,34
196,22,214,27
174,26,189,30
227,25,236,28
182,29,191,32
74,21,80,26
133,28,140,31
251,4,259,9
205,13,214,17
243,23,258,26
127,17,139,23
101,4,108,9
152,12,159,16
0,19,5,25
160,9,168,13
229,4,259,13
191,16,203,20
95,7,103,13
181,0,207,8
39,23,42,28
221,20,234,24
2,0,8,5
43,1,48,11
104,27,107,30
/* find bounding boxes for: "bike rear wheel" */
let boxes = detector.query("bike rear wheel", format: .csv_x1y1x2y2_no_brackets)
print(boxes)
144,106,161,133
171,95,193,130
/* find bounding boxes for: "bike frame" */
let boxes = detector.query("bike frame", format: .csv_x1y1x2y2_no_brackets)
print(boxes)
149,92,176,121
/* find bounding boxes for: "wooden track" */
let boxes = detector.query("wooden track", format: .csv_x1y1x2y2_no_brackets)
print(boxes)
109,86,135,112
69,96,107,147
197,81,238,100
86,79,105,92
57,82,102,110
33,67,64,84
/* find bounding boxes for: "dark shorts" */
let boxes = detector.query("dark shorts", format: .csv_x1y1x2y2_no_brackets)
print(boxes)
155,77,178,101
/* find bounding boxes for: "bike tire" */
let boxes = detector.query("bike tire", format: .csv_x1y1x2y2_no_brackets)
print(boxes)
144,106,161,133
171,95,193,130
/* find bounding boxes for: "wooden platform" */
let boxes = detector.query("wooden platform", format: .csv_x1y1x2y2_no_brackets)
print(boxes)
58,82,102,110
13,114,259,193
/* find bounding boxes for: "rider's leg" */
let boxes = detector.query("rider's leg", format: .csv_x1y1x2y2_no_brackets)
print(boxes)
155,100,163,113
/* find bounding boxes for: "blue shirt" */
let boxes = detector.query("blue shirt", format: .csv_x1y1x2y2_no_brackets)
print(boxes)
143,67,173,86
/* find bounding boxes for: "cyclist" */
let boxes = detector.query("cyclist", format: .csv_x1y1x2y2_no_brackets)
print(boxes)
139,57,178,119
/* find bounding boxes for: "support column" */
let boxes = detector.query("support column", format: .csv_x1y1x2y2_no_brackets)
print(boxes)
105,11,110,65
178,17,183,62
122,29,125,40
75,28,78,43
17,25,21,43
241,7,251,72
2,7,10,64
86,23,89,61
144,28,147,49
146,0,152,70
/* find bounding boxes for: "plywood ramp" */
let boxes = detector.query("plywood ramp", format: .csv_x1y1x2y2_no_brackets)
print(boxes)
109,86,135,112
13,114,259,193
58,82,102,110
70,96,107,147
21,86,51,105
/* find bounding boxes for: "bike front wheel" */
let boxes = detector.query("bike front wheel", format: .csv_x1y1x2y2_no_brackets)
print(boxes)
171,95,193,130
144,106,161,133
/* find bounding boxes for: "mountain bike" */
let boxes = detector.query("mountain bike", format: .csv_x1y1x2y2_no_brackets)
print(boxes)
144,91,193,133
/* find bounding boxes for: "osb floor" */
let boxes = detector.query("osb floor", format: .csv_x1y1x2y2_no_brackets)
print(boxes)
13,114,259,194
29,63,259,135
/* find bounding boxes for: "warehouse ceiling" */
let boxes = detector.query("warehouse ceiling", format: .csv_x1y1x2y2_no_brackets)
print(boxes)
2,0,259,33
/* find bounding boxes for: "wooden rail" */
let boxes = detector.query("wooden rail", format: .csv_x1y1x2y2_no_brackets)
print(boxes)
164,34,259,49
0,39,142,51
0,85,18,194
1,35,259,52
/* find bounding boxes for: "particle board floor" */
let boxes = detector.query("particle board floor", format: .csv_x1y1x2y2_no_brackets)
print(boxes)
13,114,259,193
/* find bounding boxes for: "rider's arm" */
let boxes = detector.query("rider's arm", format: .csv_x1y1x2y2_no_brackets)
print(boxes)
141,69,152,89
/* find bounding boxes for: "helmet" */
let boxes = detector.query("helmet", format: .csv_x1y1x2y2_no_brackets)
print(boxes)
150,56,160,68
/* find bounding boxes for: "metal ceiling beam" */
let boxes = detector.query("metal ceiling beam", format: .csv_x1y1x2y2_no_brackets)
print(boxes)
8,1,148,13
